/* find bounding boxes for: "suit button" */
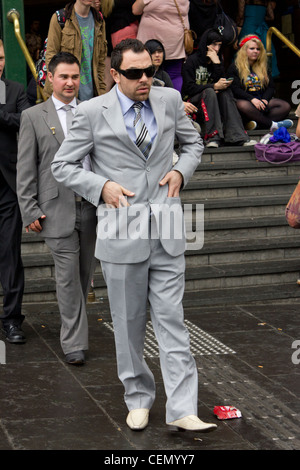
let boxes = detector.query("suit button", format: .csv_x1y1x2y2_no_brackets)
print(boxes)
146,167,150,172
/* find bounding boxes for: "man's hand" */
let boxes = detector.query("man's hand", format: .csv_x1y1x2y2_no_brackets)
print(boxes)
26,215,46,233
159,170,183,197
101,181,135,208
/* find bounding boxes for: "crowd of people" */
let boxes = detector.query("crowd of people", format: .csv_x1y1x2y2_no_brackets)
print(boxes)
24,0,293,145
0,0,298,434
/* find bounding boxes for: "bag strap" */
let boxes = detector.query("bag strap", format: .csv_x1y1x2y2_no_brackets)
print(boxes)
215,0,224,15
263,143,295,165
56,8,66,28
173,0,186,30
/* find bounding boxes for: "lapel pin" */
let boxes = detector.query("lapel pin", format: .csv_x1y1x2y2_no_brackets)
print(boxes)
50,127,56,135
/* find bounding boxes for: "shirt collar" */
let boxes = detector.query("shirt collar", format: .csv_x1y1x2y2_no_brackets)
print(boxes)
52,95,77,110
116,85,150,116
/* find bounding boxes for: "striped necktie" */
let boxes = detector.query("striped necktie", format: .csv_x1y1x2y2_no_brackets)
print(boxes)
132,102,152,158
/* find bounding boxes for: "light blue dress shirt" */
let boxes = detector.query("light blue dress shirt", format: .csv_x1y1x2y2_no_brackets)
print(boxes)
116,85,157,145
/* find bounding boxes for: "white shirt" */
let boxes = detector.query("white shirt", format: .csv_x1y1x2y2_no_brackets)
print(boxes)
51,95,77,138
51,95,91,171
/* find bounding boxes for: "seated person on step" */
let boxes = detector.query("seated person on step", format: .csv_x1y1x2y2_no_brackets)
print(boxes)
227,34,291,132
182,28,256,148
145,39,199,125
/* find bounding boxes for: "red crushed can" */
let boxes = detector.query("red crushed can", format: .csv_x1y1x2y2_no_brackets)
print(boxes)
213,406,242,420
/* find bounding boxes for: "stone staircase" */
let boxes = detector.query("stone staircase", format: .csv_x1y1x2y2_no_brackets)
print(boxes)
182,143,300,307
2,114,300,310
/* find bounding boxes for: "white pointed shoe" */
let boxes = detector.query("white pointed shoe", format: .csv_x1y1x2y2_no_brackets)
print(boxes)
167,415,217,432
126,408,149,430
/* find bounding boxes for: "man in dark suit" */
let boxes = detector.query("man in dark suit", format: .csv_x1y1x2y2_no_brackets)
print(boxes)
0,39,30,343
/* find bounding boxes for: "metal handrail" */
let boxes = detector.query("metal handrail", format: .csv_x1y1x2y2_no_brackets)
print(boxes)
266,26,300,58
6,8,46,102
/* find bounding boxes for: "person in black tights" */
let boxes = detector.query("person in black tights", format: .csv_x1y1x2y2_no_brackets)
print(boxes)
227,34,291,131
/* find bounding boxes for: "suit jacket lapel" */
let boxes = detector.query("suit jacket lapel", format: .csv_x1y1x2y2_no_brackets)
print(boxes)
102,87,150,161
148,88,166,159
42,98,65,145
101,86,167,161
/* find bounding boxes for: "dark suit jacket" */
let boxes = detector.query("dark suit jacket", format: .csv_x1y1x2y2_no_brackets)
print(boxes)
0,78,30,193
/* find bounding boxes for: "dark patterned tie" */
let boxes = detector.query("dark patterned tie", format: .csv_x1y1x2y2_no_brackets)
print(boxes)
132,102,152,158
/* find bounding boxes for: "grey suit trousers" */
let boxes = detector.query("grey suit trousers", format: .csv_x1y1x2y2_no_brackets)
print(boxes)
44,200,96,354
101,218,198,423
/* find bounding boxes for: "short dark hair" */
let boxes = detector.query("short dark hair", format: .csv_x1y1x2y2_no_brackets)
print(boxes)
48,52,80,75
111,38,150,70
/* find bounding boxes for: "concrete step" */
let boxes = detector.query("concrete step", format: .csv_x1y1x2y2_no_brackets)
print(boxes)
26,280,300,313
183,175,299,200
201,147,258,164
21,232,50,255
190,195,288,220
187,236,300,266
19,234,300,274
184,258,300,286
192,160,300,180
182,282,300,309
19,279,300,310
200,137,297,165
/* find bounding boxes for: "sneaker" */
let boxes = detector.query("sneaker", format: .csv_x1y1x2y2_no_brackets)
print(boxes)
243,139,257,146
270,119,293,132
206,141,219,148
260,133,272,144
245,121,257,131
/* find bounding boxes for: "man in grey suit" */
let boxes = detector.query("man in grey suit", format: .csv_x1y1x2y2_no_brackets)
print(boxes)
51,39,217,432
17,52,97,365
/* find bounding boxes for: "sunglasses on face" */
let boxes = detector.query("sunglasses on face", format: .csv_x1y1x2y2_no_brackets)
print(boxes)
117,65,156,80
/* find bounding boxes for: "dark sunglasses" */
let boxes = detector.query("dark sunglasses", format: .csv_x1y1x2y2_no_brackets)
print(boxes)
117,65,156,80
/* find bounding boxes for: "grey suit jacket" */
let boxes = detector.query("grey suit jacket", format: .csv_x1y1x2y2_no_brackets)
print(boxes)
51,86,203,263
17,97,82,238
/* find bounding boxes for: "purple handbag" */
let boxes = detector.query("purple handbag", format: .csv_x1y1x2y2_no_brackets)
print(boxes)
254,141,300,164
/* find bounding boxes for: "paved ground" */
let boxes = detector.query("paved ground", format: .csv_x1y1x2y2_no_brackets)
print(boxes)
0,299,299,456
